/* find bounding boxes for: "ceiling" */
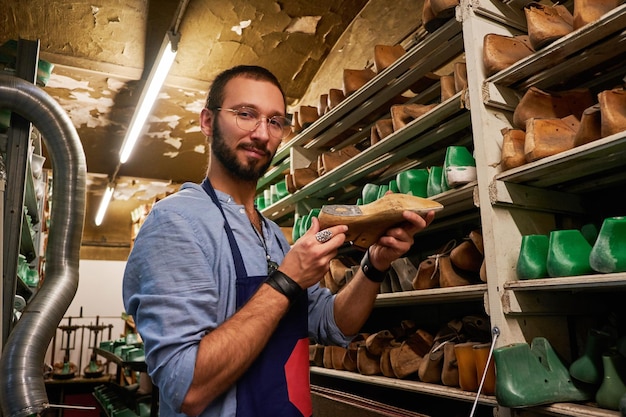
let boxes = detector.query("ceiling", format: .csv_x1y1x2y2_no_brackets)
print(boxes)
0,0,427,258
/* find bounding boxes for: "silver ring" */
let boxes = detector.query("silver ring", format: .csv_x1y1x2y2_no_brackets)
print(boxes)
315,230,333,243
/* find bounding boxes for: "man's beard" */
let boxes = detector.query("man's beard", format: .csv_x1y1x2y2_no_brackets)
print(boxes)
211,119,274,182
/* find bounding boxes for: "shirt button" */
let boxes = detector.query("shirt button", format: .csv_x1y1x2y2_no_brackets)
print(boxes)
239,208,245,214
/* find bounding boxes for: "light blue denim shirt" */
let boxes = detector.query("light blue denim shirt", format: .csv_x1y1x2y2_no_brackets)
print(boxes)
123,182,351,417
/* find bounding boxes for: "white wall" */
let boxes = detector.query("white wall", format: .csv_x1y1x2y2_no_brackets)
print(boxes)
46,260,128,375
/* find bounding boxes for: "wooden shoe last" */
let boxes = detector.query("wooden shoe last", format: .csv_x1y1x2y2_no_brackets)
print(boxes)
483,33,534,76
573,104,602,146
318,193,443,250
343,68,376,97
513,86,594,130
374,44,405,73
371,118,394,145
390,103,437,131
598,88,626,137
524,115,580,162
500,127,527,171
573,0,622,30
524,2,574,50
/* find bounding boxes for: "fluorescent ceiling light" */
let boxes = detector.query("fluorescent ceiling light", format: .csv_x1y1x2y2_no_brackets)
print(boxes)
119,30,180,163
95,183,115,226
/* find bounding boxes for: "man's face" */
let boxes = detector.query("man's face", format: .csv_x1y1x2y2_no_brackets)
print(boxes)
203,77,286,182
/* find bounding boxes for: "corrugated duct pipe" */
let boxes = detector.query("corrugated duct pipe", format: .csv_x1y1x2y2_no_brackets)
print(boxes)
0,74,86,417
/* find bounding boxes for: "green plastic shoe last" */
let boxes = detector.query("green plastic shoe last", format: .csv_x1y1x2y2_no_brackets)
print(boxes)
377,184,390,200
255,194,266,210
396,168,429,197
516,234,549,280
276,179,289,200
547,229,593,277
443,146,476,189
569,328,613,386
590,216,626,273
362,183,380,205
292,215,301,242
388,179,399,193
580,223,599,246
427,166,444,197
494,337,592,408
596,354,626,411
299,208,321,238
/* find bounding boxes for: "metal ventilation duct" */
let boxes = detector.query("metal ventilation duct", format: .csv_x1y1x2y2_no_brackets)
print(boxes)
0,74,86,417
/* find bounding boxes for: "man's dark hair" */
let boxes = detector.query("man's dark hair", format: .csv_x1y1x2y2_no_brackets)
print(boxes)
205,65,286,110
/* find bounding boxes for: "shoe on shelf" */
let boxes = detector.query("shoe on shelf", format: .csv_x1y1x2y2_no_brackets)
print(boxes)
473,343,496,395
390,257,419,292
318,93,329,117
365,330,395,357
396,168,429,198
573,104,602,147
443,145,476,188
450,237,483,273
370,118,394,146
494,337,592,407
569,328,613,385
524,115,580,162
513,86,595,130
342,333,369,372
524,2,574,50
454,341,480,392
516,234,550,280
318,193,444,250
412,239,455,290
454,62,467,93
357,344,382,375
483,33,535,77
441,341,460,387
412,257,440,290
573,0,622,30
598,88,626,138
390,103,437,131
309,343,325,367
546,229,594,277
327,88,346,111
418,323,461,383
589,216,626,273
317,144,360,176
426,165,445,197
380,342,401,377
440,74,456,102
343,68,376,97
439,255,477,287
292,164,318,191
374,44,406,73
298,105,319,130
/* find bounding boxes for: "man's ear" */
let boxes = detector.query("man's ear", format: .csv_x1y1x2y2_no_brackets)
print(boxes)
200,108,214,137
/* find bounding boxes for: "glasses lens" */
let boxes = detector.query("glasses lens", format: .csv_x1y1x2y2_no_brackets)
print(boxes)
268,117,290,139
233,107,291,139
234,107,258,131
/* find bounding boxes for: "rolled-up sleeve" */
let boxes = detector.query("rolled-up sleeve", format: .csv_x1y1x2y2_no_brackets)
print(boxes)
123,195,234,413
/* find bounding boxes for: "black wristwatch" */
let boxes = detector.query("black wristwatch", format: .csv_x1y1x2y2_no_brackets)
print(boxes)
360,247,389,283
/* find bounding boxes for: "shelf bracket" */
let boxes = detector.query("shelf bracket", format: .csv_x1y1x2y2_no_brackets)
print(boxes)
489,180,585,215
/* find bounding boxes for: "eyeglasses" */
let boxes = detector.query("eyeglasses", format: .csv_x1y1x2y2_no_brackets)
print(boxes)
217,107,292,140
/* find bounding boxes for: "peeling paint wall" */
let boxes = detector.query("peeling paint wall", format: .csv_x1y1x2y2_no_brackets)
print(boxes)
297,0,427,109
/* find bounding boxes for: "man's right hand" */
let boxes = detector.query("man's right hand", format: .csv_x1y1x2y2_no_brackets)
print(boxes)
279,217,348,289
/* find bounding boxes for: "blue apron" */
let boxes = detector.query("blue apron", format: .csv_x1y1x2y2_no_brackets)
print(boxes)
201,179,312,417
